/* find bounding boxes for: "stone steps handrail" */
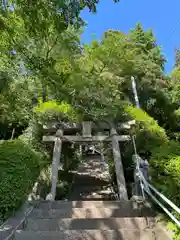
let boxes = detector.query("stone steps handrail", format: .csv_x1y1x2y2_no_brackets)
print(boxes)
133,154,180,228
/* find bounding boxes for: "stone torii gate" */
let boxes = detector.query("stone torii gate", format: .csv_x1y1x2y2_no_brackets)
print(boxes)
43,121,135,201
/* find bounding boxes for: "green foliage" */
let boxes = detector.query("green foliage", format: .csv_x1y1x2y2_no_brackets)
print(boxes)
121,106,169,193
34,100,78,124
0,76,36,124
19,120,45,154
139,87,177,131
151,141,180,159
0,7,170,131
107,24,176,132
124,105,168,157
150,141,180,238
170,67,180,108
5,0,119,38
0,140,43,221
0,1,120,114
129,22,165,71
175,48,180,67
66,24,166,121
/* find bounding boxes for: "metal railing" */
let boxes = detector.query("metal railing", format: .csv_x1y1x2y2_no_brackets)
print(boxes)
0,202,34,240
133,154,180,228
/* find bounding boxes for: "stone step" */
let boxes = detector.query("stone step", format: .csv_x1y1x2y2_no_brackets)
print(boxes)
72,175,110,185
69,194,113,201
70,186,111,192
15,229,165,240
29,207,154,219
26,217,155,231
32,200,153,211
72,180,110,187
69,188,113,200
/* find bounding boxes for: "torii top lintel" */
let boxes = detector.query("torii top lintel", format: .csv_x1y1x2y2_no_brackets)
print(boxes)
42,120,135,143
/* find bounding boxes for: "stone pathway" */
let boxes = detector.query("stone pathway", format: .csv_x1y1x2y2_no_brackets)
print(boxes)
69,155,115,200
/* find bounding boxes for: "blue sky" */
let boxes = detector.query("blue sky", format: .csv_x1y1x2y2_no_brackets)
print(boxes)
80,0,180,74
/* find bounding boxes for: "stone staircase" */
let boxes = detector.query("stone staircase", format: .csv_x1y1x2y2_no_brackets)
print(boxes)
69,155,115,200
14,155,171,240
15,200,171,240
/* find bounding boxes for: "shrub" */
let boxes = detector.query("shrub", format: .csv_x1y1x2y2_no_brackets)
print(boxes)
150,141,180,239
0,139,43,221
150,141,180,206
123,105,168,160
119,105,169,197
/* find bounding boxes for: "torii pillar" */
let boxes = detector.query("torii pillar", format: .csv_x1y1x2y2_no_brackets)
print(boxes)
48,129,63,201
111,127,128,200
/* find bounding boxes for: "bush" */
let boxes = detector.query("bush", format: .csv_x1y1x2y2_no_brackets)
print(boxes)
123,105,168,160
119,105,169,196
150,141,180,206
0,140,43,221
150,141,180,239
167,109,180,141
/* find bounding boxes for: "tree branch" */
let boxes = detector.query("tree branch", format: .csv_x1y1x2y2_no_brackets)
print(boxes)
46,36,58,60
